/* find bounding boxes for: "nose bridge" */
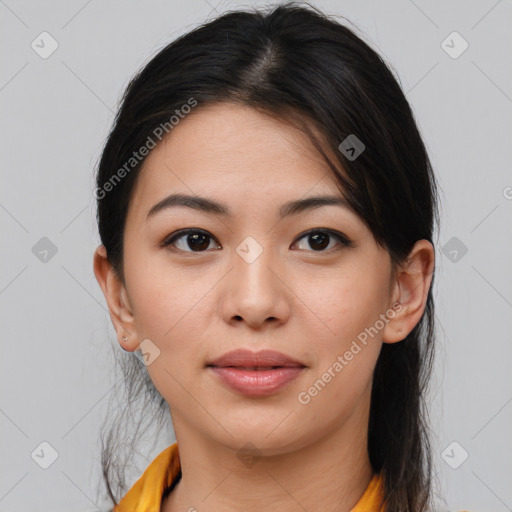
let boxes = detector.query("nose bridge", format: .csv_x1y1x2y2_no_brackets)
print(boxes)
221,234,289,326
233,234,278,295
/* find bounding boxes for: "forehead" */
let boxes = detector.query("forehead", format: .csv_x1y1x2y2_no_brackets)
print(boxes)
128,102,349,221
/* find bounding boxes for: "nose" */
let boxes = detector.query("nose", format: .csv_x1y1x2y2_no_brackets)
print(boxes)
219,240,291,330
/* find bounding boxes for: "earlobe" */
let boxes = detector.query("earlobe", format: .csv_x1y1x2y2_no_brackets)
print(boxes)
382,240,435,344
93,245,138,351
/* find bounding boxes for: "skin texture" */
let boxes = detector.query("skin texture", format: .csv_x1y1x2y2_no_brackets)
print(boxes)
94,102,435,512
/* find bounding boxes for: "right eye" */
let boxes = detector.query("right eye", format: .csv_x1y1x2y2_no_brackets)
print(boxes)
162,229,221,253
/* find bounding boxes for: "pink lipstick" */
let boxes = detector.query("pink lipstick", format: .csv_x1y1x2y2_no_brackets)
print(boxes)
206,349,306,396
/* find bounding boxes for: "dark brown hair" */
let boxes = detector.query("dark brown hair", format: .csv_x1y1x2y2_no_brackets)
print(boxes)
95,2,440,510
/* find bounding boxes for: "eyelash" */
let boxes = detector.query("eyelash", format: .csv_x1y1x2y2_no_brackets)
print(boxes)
161,228,354,254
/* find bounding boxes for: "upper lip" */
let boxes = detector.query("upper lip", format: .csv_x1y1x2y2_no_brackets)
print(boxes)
207,349,306,368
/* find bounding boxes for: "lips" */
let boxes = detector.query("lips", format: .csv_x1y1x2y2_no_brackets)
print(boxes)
238,366,277,371
206,349,306,396
206,348,305,369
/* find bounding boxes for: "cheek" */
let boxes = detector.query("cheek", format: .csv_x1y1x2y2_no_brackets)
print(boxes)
299,262,389,352
123,258,223,384
124,261,217,401
295,275,384,418
294,264,388,409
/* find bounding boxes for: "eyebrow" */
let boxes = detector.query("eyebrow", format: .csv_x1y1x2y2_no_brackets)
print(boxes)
146,193,350,221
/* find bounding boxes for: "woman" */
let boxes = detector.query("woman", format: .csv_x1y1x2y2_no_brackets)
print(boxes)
93,2,445,511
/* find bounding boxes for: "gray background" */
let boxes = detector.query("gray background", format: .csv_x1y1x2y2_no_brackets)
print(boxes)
1,0,511,511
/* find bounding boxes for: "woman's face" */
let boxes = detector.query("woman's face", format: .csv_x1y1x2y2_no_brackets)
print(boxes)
116,102,401,454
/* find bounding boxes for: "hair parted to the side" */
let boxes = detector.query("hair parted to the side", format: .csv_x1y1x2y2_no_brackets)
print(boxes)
94,2,440,510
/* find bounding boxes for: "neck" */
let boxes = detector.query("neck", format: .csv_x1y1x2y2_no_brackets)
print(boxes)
162,403,374,512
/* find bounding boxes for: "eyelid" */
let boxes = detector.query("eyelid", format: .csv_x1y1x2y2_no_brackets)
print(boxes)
293,228,354,249
161,228,220,250
161,227,354,252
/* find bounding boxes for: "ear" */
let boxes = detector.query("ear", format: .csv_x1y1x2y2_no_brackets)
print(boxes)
382,239,435,344
93,245,139,352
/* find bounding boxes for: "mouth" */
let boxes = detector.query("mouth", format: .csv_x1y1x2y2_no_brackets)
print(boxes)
206,348,306,369
205,349,306,396
239,366,278,370
206,366,305,397
206,365,300,370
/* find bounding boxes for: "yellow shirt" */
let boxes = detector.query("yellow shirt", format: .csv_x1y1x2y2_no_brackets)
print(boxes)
114,442,386,512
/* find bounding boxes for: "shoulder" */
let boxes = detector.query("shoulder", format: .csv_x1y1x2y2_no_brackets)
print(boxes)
114,442,181,512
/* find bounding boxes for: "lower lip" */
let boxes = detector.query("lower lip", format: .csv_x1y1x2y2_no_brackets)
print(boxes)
208,366,305,396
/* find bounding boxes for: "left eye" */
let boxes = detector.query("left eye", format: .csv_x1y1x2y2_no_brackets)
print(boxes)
292,229,352,252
